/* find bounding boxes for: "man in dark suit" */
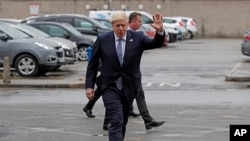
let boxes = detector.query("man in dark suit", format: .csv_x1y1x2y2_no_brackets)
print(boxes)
85,11,165,141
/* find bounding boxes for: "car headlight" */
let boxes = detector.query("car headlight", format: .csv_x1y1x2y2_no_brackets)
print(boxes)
35,42,53,50
58,42,71,49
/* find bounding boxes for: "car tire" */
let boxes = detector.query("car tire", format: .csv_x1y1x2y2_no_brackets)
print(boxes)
184,31,193,39
78,46,88,61
14,54,39,77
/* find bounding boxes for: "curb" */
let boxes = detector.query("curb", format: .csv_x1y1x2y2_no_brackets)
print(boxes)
0,83,85,89
225,75,250,81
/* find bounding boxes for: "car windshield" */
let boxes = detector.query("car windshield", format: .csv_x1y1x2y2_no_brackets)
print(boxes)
16,24,51,38
87,17,110,29
163,18,177,24
61,23,83,36
96,19,112,29
0,24,31,39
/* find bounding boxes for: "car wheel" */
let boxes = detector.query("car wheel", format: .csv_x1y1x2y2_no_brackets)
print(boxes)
184,31,193,39
78,46,88,61
14,54,39,77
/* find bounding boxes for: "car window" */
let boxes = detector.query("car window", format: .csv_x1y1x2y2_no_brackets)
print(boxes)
0,24,31,39
53,17,72,24
38,25,68,37
18,24,50,38
100,20,112,28
163,19,176,24
74,18,93,28
61,23,83,36
95,19,112,28
141,15,153,24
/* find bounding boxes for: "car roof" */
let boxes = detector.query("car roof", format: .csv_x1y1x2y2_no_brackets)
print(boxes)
38,13,89,19
0,18,22,24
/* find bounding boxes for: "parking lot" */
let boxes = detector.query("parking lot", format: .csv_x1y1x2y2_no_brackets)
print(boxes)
1,39,250,141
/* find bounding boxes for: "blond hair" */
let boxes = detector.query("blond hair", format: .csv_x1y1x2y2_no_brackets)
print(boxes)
111,11,128,24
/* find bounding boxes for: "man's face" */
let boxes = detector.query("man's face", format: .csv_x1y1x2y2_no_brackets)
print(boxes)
112,20,128,38
131,15,142,30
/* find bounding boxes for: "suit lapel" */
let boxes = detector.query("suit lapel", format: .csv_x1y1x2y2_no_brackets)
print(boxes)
108,32,122,67
123,31,134,67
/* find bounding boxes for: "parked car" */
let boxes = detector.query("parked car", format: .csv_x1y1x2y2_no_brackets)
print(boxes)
94,18,112,29
0,19,78,66
173,16,199,39
21,14,111,37
162,17,188,40
0,22,65,77
241,28,250,56
163,25,178,43
27,22,94,61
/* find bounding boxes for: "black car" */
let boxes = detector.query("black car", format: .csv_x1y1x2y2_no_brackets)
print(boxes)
22,14,111,36
27,22,94,61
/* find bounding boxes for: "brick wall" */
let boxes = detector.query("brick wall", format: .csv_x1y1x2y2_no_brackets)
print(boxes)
0,0,250,38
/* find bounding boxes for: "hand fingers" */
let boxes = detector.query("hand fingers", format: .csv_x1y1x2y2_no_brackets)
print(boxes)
153,14,162,21
87,93,94,100
86,88,94,100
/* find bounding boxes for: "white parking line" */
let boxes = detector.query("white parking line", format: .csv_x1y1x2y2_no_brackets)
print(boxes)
159,82,181,87
145,83,152,87
230,62,241,73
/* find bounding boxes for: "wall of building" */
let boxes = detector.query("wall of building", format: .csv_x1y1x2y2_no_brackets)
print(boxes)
0,0,250,38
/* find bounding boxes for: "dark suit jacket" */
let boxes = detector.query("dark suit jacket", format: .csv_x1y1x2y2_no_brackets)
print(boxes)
85,30,165,106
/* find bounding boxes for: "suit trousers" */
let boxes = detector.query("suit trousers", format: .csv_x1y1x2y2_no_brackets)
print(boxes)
102,85,130,141
134,87,154,124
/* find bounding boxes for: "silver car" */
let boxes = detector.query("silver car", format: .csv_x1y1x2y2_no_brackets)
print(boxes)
0,22,65,76
7,22,78,66
173,16,199,39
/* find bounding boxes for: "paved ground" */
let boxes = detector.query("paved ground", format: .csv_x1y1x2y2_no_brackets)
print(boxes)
0,58,250,88
1,39,250,141
1,89,250,141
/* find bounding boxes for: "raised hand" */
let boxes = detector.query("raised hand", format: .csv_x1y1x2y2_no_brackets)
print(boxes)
151,13,164,32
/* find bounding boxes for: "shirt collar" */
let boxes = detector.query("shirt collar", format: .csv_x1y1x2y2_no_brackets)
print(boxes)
114,32,127,41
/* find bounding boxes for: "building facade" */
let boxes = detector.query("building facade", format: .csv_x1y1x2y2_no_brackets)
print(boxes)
0,0,250,38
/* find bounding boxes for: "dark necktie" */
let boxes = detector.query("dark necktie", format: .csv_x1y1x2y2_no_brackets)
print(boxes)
116,38,123,90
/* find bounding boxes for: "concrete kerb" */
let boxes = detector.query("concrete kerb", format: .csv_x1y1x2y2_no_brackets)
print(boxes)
0,83,85,89
0,73,85,89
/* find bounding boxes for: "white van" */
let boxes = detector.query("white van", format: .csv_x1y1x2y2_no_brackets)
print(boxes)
89,10,153,24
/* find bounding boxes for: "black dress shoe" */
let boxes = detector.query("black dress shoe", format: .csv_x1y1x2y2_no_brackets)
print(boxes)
83,107,95,118
145,120,165,130
129,111,140,117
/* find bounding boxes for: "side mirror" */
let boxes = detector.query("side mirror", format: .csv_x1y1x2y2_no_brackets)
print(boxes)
63,33,70,39
91,25,98,32
0,33,9,41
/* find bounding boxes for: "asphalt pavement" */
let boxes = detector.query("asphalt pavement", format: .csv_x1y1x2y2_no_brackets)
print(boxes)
0,58,250,88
